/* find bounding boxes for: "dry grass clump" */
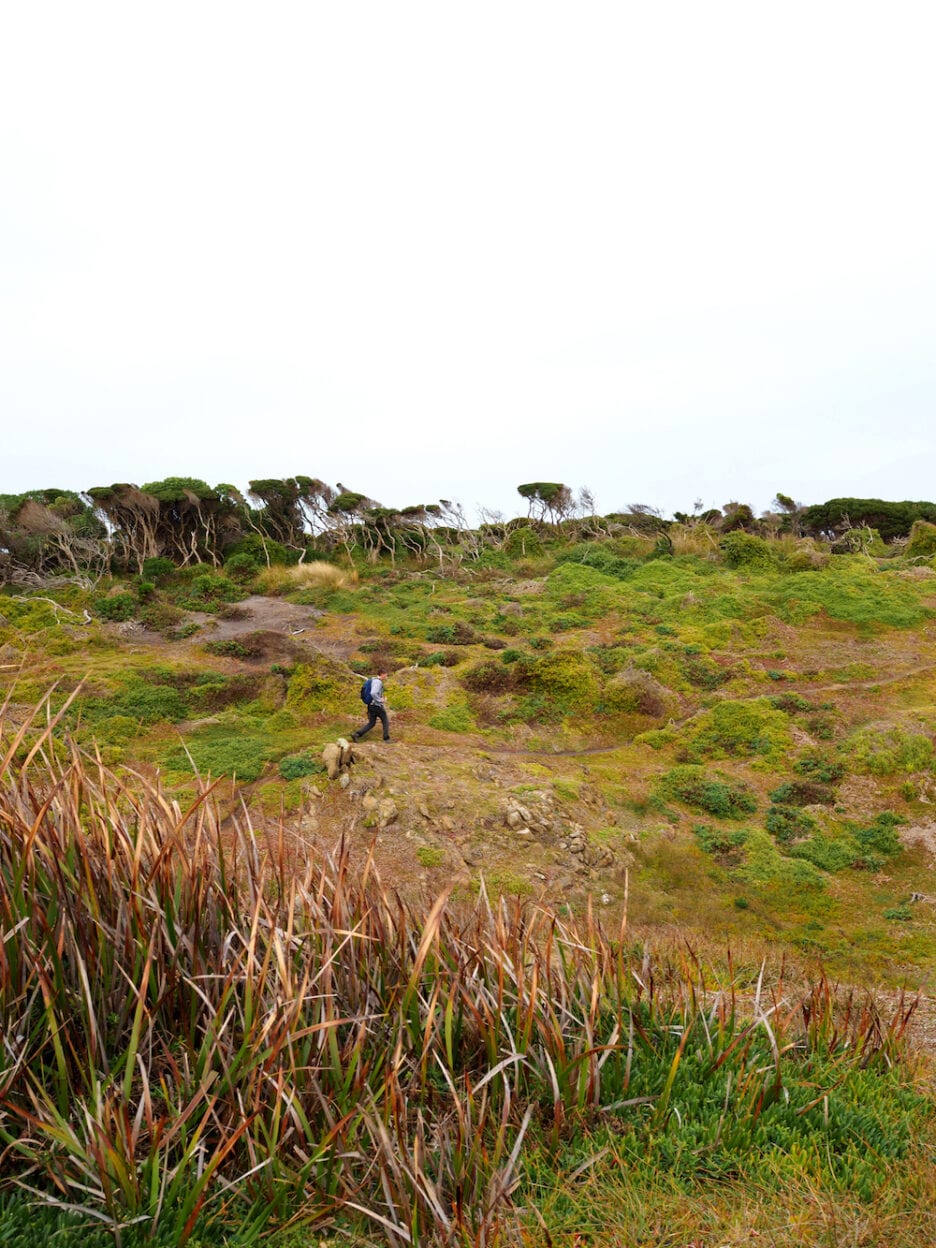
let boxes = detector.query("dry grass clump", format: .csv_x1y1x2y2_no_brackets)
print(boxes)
0,692,927,1246
254,560,358,595
668,522,720,557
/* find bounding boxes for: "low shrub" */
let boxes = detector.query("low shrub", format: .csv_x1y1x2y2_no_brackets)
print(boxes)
278,752,326,780
204,637,264,659
693,823,749,856
223,551,262,580
661,766,758,819
137,601,185,632
854,812,904,856
847,726,934,776
461,661,516,694
766,804,818,844
426,621,478,645
788,835,856,873
163,731,274,782
793,754,845,783
768,780,836,806
93,592,136,622
284,661,346,716
141,556,177,584
907,519,936,559
428,699,475,733
719,533,779,571
175,572,243,613
501,648,525,664
528,649,601,709
420,649,462,667
684,699,790,762
680,653,731,689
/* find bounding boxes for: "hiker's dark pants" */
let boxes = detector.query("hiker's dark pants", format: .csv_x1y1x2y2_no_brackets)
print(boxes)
353,705,389,741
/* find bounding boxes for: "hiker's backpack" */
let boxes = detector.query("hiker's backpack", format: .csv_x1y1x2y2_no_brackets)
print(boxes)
360,678,373,706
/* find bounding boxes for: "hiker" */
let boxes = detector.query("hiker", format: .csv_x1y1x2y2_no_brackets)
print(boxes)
351,670,391,742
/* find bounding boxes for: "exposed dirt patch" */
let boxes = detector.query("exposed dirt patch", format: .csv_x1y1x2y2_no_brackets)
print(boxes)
901,821,936,867
197,596,323,640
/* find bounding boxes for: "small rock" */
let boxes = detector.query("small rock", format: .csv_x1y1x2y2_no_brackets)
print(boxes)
514,827,533,839
418,802,431,819
600,893,612,906
378,799,399,826
505,809,523,829
440,815,456,832
361,795,379,814
339,772,351,789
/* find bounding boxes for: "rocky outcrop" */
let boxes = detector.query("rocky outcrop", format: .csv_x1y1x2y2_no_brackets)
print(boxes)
322,737,355,781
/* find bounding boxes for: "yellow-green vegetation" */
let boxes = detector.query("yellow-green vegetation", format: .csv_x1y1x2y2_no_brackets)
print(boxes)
5,494,936,1243
0,717,931,1247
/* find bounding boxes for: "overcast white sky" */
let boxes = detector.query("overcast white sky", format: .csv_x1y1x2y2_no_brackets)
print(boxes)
2,1,935,520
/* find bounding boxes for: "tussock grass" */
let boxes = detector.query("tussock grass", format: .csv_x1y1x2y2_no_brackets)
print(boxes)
0,693,930,1245
254,561,358,595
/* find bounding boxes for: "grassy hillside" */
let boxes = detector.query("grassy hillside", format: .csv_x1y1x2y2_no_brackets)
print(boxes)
2,526,936,1243
3,534,936,983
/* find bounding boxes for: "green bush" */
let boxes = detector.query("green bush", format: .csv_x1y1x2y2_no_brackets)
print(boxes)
766,804,818,844
854,813,903,857
504,525,544,557
421,649,462,667
793,754,845,783
528,649,601,709
171,570,243,612
163,731,273,782
661,766,757,819
788,835,855,873
768,780,836,806
680,653,730,689
428,699,475,733
224,551,262,579
693,823,749,855
137,601,185,632
426,621,477,645
684,699,790,762
461,661,516,694
883,905,913,922
284,662,345,716
719,532,779,571
141,556,176,584
93,592,136,622
204,637,263,659
907,519,936,558
847,726,934,776
278,752,326,780
555,543,640,581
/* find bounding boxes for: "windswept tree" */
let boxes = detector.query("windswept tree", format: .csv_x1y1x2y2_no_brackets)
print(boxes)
325,488,375,559
720,501,756,533
800,498,936,543
768,492,804,537
516,482,573,524
246,479,306,549
139,477,246,567
0,490,108,585
294,476,337,537
87,484,162,573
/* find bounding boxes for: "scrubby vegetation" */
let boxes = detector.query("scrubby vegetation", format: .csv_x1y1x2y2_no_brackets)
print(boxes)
3,480,936,1242
0,710,931,1246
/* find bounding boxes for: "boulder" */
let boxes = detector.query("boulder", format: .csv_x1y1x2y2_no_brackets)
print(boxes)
322,742,342,780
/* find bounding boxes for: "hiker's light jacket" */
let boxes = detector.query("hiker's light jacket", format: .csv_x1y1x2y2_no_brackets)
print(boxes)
369,676,386,707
